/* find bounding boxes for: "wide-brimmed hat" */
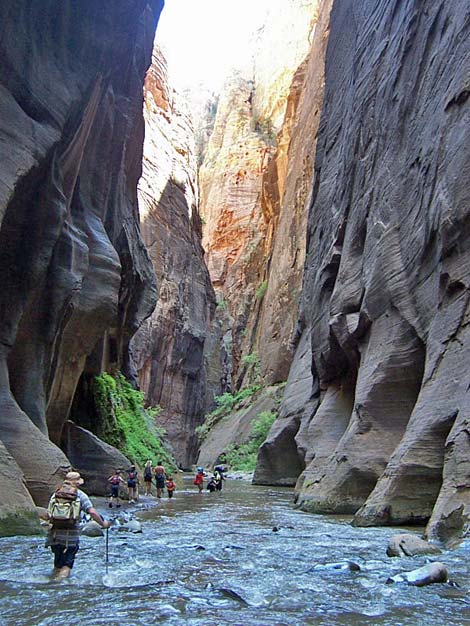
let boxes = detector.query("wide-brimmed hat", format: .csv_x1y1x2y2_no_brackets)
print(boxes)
65,471,84,485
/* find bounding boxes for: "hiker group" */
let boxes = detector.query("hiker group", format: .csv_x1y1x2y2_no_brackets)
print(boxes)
107,461,175,507
194,465,225,493
42,463,226,579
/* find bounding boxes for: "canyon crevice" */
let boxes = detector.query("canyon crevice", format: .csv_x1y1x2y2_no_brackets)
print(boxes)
131,47,226,468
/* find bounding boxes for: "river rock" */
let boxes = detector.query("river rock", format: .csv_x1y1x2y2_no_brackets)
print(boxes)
387,562,449,587
119,519,142,534
386,534,442,558
81,521,104,538
61,421,131,496
310,561,361,573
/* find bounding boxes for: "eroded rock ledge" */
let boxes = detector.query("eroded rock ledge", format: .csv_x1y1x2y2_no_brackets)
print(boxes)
256,0,470,542
0,0,163,515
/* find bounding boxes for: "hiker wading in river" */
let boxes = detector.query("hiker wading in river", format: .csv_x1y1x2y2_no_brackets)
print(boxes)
43,471,110,579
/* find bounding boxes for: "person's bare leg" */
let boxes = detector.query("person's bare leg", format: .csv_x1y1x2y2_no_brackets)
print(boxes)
57,566,71,579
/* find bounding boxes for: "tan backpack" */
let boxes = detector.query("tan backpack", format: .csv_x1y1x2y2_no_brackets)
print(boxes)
47,483,81,528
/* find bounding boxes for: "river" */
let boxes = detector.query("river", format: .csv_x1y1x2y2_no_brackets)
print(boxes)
0,477,469,625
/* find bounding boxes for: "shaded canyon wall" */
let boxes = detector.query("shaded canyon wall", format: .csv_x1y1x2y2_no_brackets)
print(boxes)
0,0,163,514
256,0,470,542
131,47,225,468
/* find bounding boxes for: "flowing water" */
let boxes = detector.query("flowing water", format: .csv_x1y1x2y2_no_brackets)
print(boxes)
0,477,469,626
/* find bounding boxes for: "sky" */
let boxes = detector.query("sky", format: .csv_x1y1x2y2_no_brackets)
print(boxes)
156,0,272,92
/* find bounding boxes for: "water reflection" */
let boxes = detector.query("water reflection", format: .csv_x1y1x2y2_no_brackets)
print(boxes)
0,476,469,625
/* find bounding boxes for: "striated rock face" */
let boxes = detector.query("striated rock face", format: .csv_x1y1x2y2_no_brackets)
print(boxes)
199,0,322,388
261,0,470,540
131,47,224,468
0,0,162,506
197,385,283,469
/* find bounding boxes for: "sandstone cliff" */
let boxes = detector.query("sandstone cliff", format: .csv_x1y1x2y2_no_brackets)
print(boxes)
0,0,163,516
199,0,323,389
256,0,470,542
131,47,225,468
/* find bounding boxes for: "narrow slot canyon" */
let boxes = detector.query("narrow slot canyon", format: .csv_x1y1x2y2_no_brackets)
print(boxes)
0,1,470,623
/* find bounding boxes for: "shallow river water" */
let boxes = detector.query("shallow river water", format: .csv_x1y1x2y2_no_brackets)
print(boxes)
0,477,469,626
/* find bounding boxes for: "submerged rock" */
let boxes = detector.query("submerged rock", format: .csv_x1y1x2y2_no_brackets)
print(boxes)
81,521,104,538
218,587,250,606
118,519,142,534
386,533,442,558
387,562,449,587
309,561,361,573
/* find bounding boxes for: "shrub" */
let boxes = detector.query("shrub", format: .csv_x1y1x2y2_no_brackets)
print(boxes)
223,410,277,471
241,351,261,382
255,280,268,300
93,372,176,471
196,383,261,443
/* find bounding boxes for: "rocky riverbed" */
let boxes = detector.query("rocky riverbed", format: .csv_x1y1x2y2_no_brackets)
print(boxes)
0,478,468,626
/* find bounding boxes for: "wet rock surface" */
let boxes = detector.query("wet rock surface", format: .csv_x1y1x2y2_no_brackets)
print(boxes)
386,533,442,558
0,1,163,507
387,562,449,587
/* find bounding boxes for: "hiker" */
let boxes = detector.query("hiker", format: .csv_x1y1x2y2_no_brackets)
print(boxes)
206,476,217,493
108,469,124,508
44,471,110,579
166,476,176,499
193,467,204,493
126,465,139,503
214,466,225,492
143,460,153,496
154,461,166,498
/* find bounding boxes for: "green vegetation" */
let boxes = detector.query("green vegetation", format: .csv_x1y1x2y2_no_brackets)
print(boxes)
216,298,228,311
252,116,277,147
241,351,261,382
255,280,268,300
93,372,175,471
195,383,261,443
0,511,44,537
221,410,277,471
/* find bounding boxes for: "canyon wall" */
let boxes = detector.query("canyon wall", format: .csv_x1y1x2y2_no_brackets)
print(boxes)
131,47,225,468
199,0,323,389
257,0,470,542
0,0,163,517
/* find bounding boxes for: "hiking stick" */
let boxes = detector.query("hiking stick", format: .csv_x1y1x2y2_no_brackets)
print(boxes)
105,526,109,573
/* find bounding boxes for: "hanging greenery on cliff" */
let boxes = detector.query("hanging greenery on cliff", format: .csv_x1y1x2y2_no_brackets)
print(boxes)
92,372,176,470
222,410,277,471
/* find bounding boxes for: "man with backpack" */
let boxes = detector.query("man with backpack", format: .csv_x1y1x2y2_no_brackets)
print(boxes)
45,471,111,579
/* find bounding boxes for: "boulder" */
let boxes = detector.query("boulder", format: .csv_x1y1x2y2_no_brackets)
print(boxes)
387,562,449,587
0,440,43,536
61,421,131,496
81,521,104,538
386,534,442,558
119,519,142,533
